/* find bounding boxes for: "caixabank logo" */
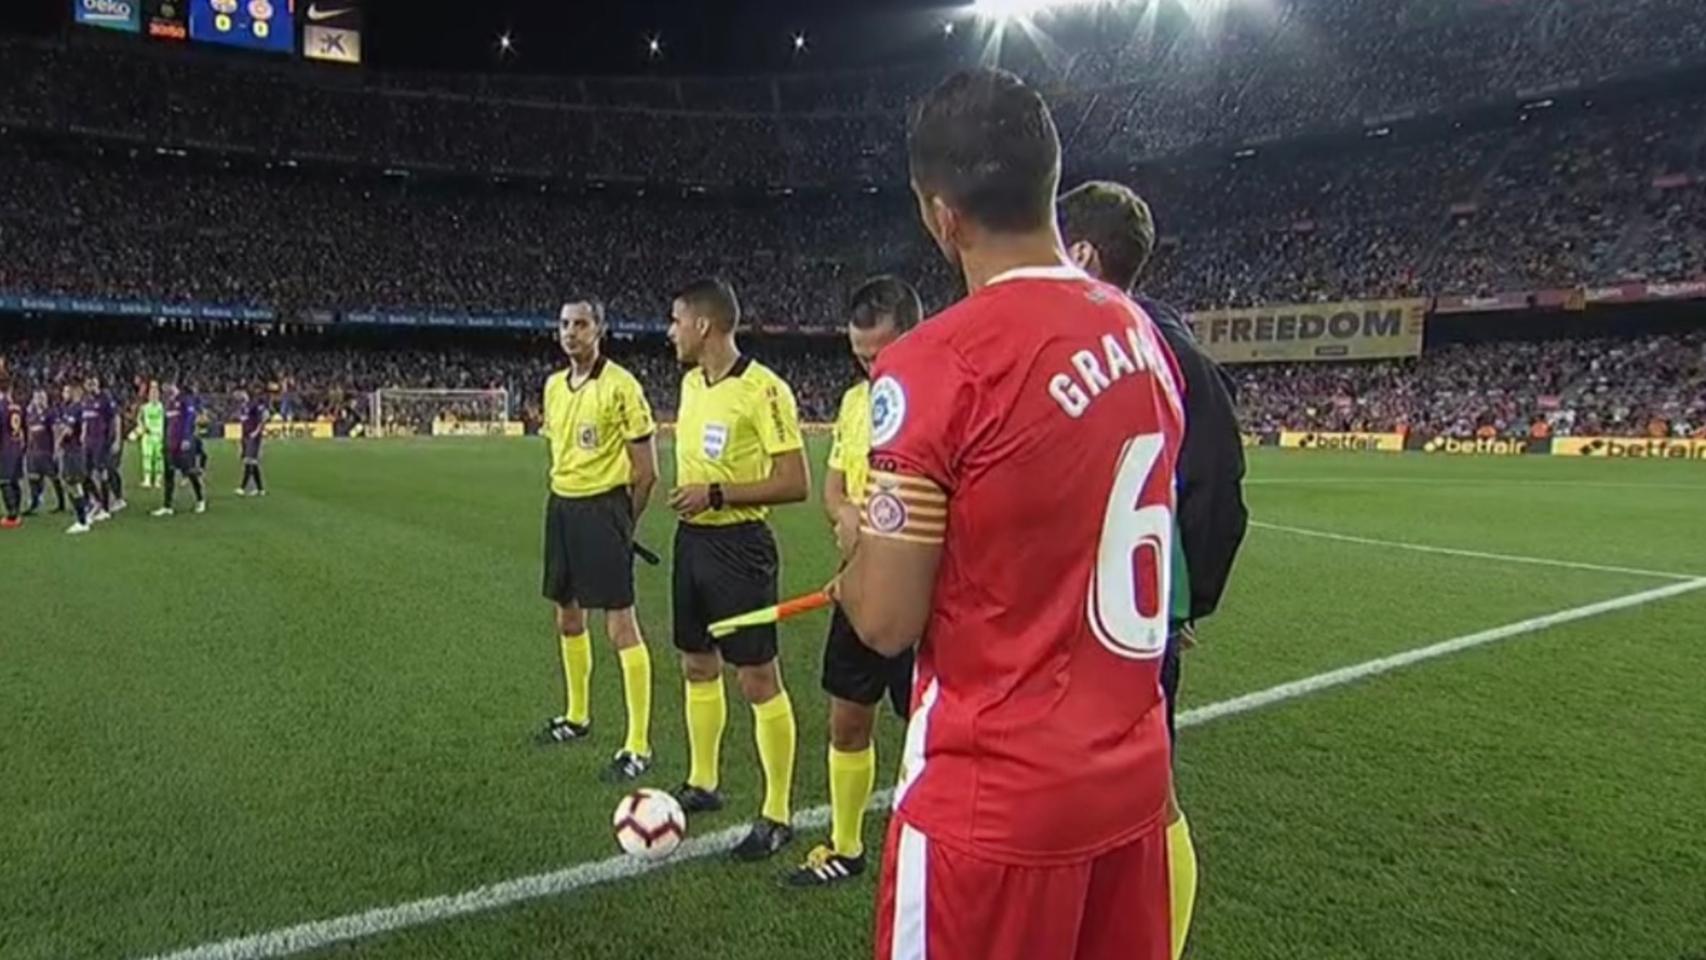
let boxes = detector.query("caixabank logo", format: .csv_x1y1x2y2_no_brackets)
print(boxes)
1556,437,1706,460
1418,436,1536,456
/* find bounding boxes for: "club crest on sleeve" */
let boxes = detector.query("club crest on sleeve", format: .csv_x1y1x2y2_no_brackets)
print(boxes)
702,422,729,460
869,376,906,448
866,489,908,534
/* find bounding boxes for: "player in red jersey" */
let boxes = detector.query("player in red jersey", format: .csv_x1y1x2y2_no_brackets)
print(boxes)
834,68,1187,960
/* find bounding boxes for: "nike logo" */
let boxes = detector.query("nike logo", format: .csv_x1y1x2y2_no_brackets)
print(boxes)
305,4,353,21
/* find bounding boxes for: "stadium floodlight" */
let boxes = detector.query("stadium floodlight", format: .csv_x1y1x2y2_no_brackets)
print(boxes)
973,0,1104,20
792,32,807,51
647,35,662,57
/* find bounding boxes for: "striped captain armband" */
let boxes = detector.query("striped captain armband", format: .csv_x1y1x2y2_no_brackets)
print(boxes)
861,469,947,545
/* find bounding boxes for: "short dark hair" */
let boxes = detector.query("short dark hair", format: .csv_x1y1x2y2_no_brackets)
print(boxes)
562,299,607,326
847,275,923,333
673,277,741,332
1059,180,1156,292
907,68,1061,233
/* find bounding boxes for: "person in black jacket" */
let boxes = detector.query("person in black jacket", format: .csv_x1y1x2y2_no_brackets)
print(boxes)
1062,179,1250,960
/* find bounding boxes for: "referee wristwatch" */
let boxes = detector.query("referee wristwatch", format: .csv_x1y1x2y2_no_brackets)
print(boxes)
708,483,725,510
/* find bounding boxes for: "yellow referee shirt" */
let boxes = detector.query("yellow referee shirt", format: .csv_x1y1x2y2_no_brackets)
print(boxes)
675,356,803,526
827,380,871,507
542,358,656,498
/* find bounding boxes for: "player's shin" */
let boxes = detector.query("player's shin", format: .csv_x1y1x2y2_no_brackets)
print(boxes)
685,678,727,791
188,473,205,504
1,480,20,519
753,689,797,824
28,476,42,510
829,743,875,857
1168,813,1198,960
560,631,593,727
251,464,264,493
51,476,65,510
109,469,124,503
617,643,652,758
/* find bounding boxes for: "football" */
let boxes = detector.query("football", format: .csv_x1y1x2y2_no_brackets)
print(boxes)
611,788,687,860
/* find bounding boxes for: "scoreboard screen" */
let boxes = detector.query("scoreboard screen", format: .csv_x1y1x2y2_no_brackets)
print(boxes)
189,0,294,53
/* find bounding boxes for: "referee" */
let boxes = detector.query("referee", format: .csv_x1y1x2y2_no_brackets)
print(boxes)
787,276,920,888
665,277,810,862
538,299,661,785
1062,180,1250,960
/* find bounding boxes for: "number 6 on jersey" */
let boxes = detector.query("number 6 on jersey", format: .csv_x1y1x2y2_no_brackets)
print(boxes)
1087,432,1173,660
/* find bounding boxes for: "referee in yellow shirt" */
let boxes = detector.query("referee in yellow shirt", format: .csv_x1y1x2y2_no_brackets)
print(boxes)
664,277,810,862
787,275,920,887
538,300,661,785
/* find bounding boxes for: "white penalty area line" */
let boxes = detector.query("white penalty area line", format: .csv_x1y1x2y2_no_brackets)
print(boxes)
139,577,1706,960
1251,520,1704,582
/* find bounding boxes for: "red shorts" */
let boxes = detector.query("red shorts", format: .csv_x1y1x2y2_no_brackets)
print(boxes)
873,816,1171,960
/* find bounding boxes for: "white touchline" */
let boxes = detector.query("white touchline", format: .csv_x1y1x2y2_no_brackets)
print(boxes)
1251,520,1703,582
138,578,1706,960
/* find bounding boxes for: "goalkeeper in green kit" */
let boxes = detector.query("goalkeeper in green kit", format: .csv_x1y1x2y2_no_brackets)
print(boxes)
136,381,165,490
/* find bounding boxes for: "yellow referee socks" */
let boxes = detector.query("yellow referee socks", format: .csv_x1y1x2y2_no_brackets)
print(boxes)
753,690,797,824
617,644,652,758
559,631,592,727
828,744,875,858
1168,813,1198,960
685,679,727,791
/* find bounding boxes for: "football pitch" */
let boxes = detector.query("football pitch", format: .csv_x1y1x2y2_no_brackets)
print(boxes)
4,438,1704,960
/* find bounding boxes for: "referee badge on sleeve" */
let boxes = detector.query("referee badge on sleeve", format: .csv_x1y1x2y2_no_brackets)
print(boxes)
870,376,906,447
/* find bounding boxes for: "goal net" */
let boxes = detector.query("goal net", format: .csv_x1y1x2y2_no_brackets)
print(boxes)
368,388,511,438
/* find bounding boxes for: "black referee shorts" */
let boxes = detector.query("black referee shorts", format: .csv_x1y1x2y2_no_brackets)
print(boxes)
672,521,778,668
822,604,914,719
542,488,636,610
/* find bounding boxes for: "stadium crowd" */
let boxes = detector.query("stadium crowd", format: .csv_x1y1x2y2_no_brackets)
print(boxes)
0,322,857,425
1,86,1703,323
1233,330,1706,439
3,322,1702,441
3,0,1702,176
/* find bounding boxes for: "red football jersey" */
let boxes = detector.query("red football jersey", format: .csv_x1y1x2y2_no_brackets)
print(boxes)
869,264,1186,866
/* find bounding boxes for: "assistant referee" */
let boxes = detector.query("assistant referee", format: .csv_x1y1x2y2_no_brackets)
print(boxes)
788,275,920,888
665,277,810,862
538,299,661,785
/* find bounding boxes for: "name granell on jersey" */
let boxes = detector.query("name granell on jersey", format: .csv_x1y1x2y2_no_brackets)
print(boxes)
1046,312,1178,419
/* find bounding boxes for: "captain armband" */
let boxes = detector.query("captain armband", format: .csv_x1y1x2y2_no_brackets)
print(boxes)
861,469,948,545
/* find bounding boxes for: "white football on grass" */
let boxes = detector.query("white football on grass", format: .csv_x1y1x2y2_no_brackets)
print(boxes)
612,788,687,860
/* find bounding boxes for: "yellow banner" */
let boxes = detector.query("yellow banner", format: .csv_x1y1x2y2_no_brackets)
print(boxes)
1188,299,1427,364
222,421,334,440
1279,431,1405,453
1551,437,1706,460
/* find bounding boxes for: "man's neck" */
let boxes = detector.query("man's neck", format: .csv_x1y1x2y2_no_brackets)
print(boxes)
698,337,741,382
958,229,1070,294
569,350,600,379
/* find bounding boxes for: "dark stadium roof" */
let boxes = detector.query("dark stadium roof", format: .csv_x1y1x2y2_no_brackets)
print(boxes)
13,0,986,75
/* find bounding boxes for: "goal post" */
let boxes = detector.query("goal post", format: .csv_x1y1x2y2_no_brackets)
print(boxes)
368,388,512,438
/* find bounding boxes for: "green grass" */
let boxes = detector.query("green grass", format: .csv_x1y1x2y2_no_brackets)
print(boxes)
2,441,1703,960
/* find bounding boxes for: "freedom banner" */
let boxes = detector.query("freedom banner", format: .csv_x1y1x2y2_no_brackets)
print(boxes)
1187,298,1427,364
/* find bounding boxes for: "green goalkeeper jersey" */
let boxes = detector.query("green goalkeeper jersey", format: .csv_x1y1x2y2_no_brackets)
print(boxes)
140,401,165,443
